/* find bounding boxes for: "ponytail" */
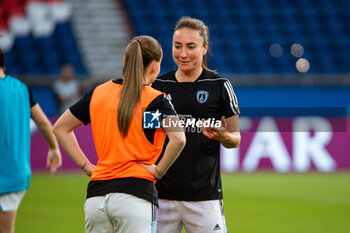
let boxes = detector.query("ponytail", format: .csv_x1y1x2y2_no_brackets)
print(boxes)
117,36,162,137
118,40,143,137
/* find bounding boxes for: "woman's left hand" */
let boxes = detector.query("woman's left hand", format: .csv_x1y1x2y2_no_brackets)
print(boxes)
202,115,241,148
202,116,229,141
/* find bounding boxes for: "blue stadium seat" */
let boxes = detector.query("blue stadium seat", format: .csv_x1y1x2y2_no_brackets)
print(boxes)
123,0,350,74
41,52,61,76
3,51,21,75
35,37,57,53
4,4,87,77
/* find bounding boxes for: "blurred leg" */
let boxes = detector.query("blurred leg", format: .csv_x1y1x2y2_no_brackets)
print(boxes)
0,210,17,233
157,199,183,233
0,191,26,233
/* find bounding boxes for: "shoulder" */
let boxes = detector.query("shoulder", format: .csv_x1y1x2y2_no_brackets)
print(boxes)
198,70,230,84
148,93,176,115
153,71,176,84
7,75,24,85
146,85,164,98
151,71,176,92
112,78,123,85
7,75,30,92
94,79,121,92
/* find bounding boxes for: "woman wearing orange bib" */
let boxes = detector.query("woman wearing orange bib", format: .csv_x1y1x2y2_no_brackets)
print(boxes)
53,36,186,233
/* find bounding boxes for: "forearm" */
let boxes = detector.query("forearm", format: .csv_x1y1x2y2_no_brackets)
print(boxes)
54,129,91,169
53,109,93,175
37,122,59,150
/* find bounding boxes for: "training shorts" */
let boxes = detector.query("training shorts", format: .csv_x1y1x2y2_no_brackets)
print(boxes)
0,191,26,212
84,192,157,233
156,199,228,233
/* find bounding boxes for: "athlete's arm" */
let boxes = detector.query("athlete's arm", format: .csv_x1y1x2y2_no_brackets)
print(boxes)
31,104,62,173
202,79,241,148
140,115,186,179
202,115,241,148
52,109,95,176
157,115,186,178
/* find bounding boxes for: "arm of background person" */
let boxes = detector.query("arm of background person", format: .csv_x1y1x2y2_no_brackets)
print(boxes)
140,115,186,179
52,109,95,176
31,104,62,173
202,115,241,148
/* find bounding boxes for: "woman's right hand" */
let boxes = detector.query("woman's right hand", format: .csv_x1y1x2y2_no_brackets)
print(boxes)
82,163,95,177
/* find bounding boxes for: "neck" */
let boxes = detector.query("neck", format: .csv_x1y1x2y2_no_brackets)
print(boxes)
143,74,152,86
176,67,203,82
0,69,6,78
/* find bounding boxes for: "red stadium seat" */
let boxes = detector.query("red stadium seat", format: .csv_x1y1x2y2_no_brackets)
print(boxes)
7,5,25,18
46,0,62,3
0,6,6,21
24,0,42,4
0,20,8,31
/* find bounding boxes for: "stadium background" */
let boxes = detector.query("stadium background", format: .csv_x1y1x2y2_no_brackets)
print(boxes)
1,0,349,232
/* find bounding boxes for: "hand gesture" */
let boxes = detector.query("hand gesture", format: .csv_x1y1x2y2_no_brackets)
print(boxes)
46,148,62,174
202,116,229,142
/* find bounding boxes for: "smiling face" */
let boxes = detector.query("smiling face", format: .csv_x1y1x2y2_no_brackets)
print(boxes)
172,28,208,74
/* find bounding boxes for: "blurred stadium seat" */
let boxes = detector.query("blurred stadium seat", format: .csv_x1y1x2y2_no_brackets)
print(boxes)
2,0,348,77
0,0,87,76
123,0,350,75
0,0,349,117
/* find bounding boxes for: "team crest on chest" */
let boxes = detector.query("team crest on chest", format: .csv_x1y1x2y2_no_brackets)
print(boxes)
196,90,209,104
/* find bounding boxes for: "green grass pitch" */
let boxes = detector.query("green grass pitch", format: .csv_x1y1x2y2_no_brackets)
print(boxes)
16,172,350,233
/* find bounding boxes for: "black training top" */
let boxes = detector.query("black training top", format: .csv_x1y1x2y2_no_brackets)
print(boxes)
151,69,240,201
28,87,37,107
69,78,177,206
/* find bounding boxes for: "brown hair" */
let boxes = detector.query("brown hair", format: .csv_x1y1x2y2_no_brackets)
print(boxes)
118,35,162,137
174,16,215,72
